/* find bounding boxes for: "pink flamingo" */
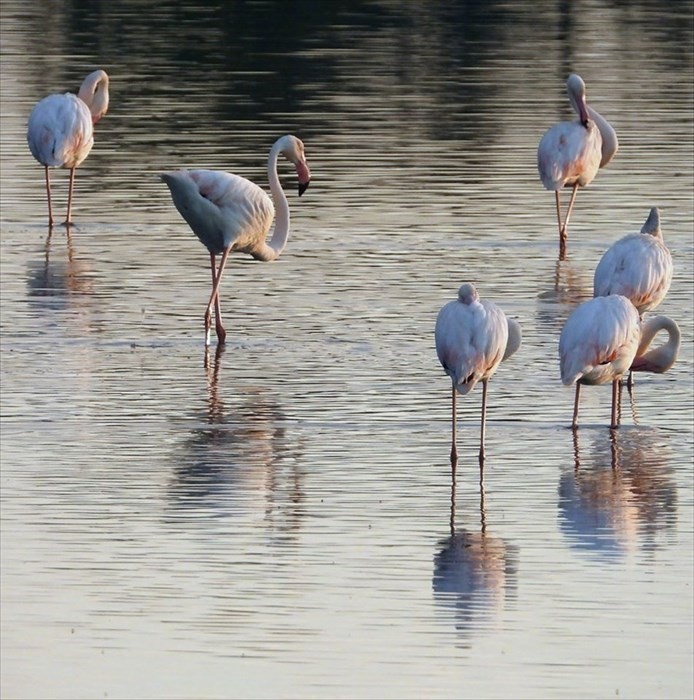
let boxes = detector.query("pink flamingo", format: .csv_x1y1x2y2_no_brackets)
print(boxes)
160,135,311,346
27,70,110,226
537,74,618,258
435,283,522,463
559,295,640,429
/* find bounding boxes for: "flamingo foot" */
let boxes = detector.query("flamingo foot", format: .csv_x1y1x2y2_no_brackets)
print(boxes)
215,324,226,346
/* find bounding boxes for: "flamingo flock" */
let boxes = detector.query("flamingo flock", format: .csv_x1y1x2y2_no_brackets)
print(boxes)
26,70,681,469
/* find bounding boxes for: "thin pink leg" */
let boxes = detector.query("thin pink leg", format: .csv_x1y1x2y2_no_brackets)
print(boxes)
204,246,231,346
610,379,620,429
479,379,488,462
450,385,458,465
65,167,76,225
44,166,54,226
208,253,225,345
572,383,581,429
561,183,579,238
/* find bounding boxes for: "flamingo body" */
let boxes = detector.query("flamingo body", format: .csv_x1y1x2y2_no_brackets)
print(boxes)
435,283,521,461
160,170,275,257
161,134,311,346
537,74,618,257
27,69,110,225
593,208,672,315
559,295,640,428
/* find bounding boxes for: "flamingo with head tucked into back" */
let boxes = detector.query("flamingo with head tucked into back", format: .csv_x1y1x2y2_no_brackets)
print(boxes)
27,70,110,226
593,207,673,316
160,134,311,347
538,73,618,259
435,283,522,464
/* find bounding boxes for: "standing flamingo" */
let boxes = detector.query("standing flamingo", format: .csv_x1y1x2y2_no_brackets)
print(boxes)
27,70,110,226
593,208,672,314
435,283,522,463
537,74,618,258
559,295,640,429
160,134,311,346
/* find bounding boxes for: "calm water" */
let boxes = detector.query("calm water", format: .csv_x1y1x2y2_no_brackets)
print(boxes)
1,1,693,698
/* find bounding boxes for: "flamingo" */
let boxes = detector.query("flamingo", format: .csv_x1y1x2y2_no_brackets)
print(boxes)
160,134,311,347
537,73,618,258
593,208,673,315
27,70,110,226
435,283,522,463
559,295,640,429
630,314,680,375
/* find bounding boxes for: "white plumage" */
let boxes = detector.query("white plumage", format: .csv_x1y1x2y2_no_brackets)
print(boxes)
559,295,640,428
537,74,618,258
593,207,672,315
27,69,110,225
161,134,311,347
435,283,521,463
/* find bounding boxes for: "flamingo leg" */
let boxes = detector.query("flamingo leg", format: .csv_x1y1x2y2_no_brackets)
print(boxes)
65,167,76,226
204,245,231,346
560,183,580,239
44,166,54,227
572,383,581,429
610,379,620,429
450,385,458,465
208,253,225,345
479,378,488,463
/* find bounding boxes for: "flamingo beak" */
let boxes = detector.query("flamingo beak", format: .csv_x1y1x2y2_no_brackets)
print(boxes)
296,160,311,197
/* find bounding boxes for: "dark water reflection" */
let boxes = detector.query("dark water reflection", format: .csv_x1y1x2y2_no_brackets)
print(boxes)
1,0,693,698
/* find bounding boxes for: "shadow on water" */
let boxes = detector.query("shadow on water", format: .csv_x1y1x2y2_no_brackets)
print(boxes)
432,461,519,642
166,345,305,542
536,255,592,335
558,428,677,562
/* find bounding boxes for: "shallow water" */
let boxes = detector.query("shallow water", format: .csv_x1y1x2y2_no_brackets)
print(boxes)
1,1,693,699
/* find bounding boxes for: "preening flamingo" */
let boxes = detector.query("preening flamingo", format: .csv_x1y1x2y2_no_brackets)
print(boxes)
27,70,110,226
537,74,618,258
435,283,522,463
593,208,672,315
630,314,680,375
160,134,311,346
559,295,640,429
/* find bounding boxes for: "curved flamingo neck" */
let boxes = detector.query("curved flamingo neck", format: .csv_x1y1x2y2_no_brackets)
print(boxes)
77,70,109,124
632,315,680,373
586,105,618,168
258,142,290,261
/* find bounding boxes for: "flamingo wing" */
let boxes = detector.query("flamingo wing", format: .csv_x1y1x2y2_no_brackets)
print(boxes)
559,296,640,385
435,300,508,394
593,233,673,313
161,169,274,255
537,121,602,190
27,93,93,169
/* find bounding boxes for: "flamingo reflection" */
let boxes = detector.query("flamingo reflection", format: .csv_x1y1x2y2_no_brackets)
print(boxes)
432,462,518,639
167,345,304,541
27,228,94,302
558,429,677,560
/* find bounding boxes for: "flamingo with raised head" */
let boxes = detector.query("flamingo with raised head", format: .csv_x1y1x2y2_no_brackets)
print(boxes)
27,70,110,226
160,134,311,347
435,283,522,463
559,295,640,429
537,73,618,258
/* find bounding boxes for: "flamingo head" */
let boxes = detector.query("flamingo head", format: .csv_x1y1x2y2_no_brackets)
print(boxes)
566,73,589,126
277,134,311,196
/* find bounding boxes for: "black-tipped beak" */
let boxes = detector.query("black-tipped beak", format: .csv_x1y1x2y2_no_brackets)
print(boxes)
298,180,310,197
